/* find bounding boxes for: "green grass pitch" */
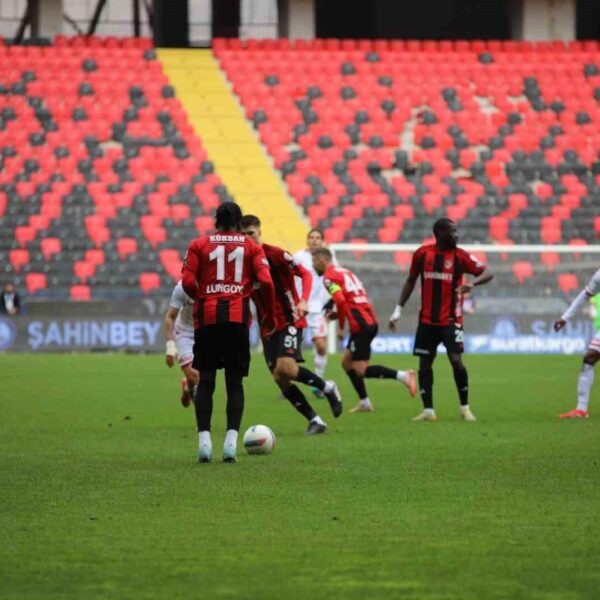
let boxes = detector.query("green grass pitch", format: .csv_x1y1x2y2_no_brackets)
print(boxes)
1,353,599,600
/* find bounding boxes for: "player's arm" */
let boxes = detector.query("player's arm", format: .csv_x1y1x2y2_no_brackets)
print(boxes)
164,307,178,367
323,277,346,331
291,262,312,316
458,268,494,294
554,286,595,332
181,243,200,298
389,250,422,331
252,247,277,335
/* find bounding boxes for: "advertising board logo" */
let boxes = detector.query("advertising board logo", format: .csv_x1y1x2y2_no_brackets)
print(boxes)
0,317,16,350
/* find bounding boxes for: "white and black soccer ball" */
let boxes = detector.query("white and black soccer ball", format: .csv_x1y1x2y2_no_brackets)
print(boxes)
243,425,276,455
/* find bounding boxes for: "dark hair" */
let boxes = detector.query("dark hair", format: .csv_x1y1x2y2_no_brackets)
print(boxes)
312,247,332,260
308,228,324,240
215,202,243,231
433,218,454,239
240,214,261,229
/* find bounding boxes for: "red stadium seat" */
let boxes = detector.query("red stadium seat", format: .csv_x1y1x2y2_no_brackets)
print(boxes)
26,273,47,295
70,285,91,301
139,272,160,294
117,238,138,260
557,274,578,295
512,261,534,284
9,249,29,272
540,252,560,271
41,238,61,260
73,260,96,282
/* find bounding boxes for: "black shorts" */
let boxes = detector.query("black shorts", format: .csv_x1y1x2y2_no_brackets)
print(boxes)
347,324,378,361
413,323,464,359
193,323,250,376
262,325,304,371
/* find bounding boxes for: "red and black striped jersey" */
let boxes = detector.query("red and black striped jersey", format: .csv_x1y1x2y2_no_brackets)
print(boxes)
252,243,312,333
322,265,378,334
182,232,271,328
409,244,485,326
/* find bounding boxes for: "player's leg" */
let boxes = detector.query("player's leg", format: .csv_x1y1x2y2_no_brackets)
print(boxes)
222,324,252,461
560,347,600,418
446,353,475,421
412,324,439,421
310,313,329,397
443,324,474,421
195,370,216,462
175,329,197,407
345,353,373,412
364,364,416,398
192,326,217,461
274,356,328,434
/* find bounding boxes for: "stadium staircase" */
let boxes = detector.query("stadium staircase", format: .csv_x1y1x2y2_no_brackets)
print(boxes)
158,49,307,251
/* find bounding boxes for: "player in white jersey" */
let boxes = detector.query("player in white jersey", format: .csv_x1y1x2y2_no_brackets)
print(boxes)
164,280,199,407
554,268,600,418
294,229,333,397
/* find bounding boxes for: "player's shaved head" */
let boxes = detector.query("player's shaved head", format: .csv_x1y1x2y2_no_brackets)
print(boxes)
240,214,261,229
215,202,243,231
433,218,454,239
433,218,458,249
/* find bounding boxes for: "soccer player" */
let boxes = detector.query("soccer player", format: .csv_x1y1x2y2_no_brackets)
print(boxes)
553,268,600,418
294,229,332,396
182,202,276,463
164,280,198,408
388,218,493,422
240,215,342,435
312,247,416,413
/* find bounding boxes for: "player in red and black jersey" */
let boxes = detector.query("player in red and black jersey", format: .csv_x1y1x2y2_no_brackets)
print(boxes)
240,215,342,435
389,218,493,422
182,202,276,463
313,248,416,413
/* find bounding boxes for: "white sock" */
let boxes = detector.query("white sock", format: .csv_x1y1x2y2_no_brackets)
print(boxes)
314,352,327,378
224,429,238,447
323,380,334,393
460,404,470,412
424,408,436,416
396,370,406,381
199,431,212,447
359,397,372,408
577,363,594,412
311,415,326,426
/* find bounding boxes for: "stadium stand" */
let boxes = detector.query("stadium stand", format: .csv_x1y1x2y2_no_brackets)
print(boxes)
2,36,600,301
215,38,600,251
0,36,233,300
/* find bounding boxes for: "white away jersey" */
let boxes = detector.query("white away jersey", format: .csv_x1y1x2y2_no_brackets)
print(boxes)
169,281,195,329
294,248,336,314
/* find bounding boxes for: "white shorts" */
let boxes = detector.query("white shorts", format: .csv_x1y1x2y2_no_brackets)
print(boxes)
174,326,194,367
589,334,600,352
306,312,327,340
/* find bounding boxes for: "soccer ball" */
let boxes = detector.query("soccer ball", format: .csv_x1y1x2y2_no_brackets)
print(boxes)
243,425,276,455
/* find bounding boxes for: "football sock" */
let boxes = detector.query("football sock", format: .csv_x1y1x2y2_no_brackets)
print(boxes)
577,363,594,412
283,384,317,421
199,431,212,447
195,373,216,431
296,366,326,391
224,370,244,432
314,352,327,378
311,415,326,426
453,366,469,406
187,379,197,399
418,368,434,409
347,369,368,400
365,365,400,379
224,429,238,447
